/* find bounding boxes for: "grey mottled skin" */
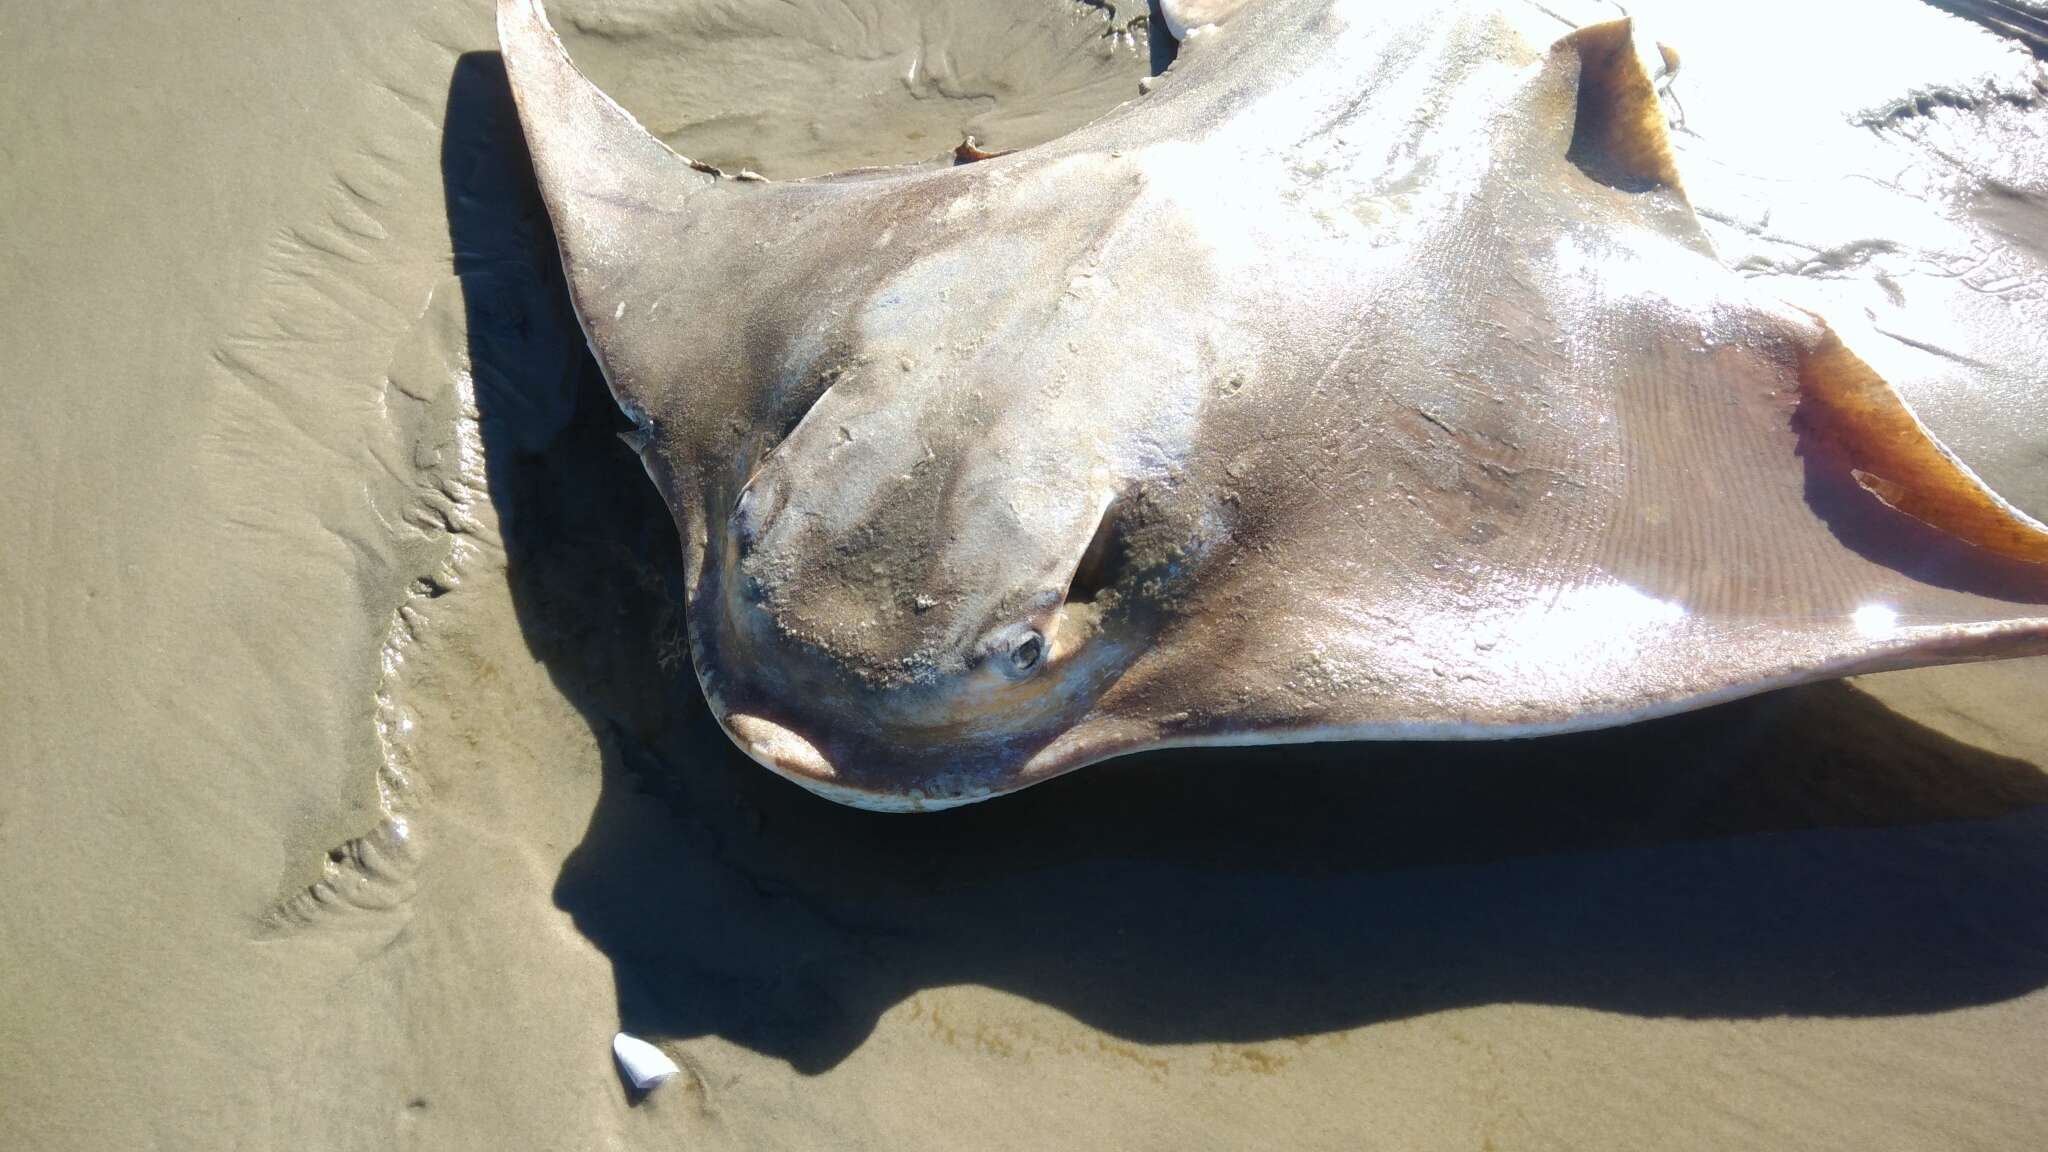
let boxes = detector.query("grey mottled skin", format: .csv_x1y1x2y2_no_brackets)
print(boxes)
501,0,2048,809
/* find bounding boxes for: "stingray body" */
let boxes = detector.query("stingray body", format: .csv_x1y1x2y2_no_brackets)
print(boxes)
500,0,2048,810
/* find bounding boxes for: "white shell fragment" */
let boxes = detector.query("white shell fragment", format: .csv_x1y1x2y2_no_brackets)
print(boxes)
611,1032,679,1092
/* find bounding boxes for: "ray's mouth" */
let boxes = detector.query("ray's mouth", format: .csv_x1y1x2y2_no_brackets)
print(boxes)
714,701,1137,813
695,614,1117,812
716,707,1014,812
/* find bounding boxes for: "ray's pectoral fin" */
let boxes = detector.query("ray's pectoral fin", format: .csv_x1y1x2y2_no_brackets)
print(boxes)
501,0,907,473
498,0,736,428
1070,235,2048,764
1093,309,2048,766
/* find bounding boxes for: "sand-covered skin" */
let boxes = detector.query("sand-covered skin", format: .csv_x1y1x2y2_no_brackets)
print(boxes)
2,1,2046,1149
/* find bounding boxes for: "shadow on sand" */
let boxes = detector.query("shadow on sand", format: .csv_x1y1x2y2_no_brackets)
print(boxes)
443,50,2048,1076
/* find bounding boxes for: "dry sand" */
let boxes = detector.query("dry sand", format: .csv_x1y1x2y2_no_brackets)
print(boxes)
3,1,2046,1149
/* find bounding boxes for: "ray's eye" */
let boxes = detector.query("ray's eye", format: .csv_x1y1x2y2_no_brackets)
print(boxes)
1008,631,1045,676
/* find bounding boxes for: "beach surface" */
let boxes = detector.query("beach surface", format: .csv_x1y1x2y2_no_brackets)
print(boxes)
3,2,2046,1148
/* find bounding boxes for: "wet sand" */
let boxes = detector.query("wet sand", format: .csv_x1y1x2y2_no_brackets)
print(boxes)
3,1,2047,1149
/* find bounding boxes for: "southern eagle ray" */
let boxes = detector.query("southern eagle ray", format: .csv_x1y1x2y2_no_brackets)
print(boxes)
500,0,2048,810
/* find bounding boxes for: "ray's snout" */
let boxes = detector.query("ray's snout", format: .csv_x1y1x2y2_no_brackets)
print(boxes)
716,379,1133,688
702,465,1141,803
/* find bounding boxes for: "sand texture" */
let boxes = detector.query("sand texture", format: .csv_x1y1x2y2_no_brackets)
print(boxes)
3,1,2046,1149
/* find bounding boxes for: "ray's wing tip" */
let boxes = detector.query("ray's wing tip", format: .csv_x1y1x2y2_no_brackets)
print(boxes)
493,0,707,187
496,0,544,49
1872,615,2048,677
497,0,546,35
496,0,566,97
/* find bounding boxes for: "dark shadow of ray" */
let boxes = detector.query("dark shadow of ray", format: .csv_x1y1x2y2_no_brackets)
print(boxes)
444,49,2048,1078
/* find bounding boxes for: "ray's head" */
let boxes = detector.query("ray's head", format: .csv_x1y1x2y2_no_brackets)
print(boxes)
700,351,1166,809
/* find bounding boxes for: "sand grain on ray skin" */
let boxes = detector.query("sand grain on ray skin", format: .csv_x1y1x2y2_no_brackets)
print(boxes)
4,2,2048,1151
